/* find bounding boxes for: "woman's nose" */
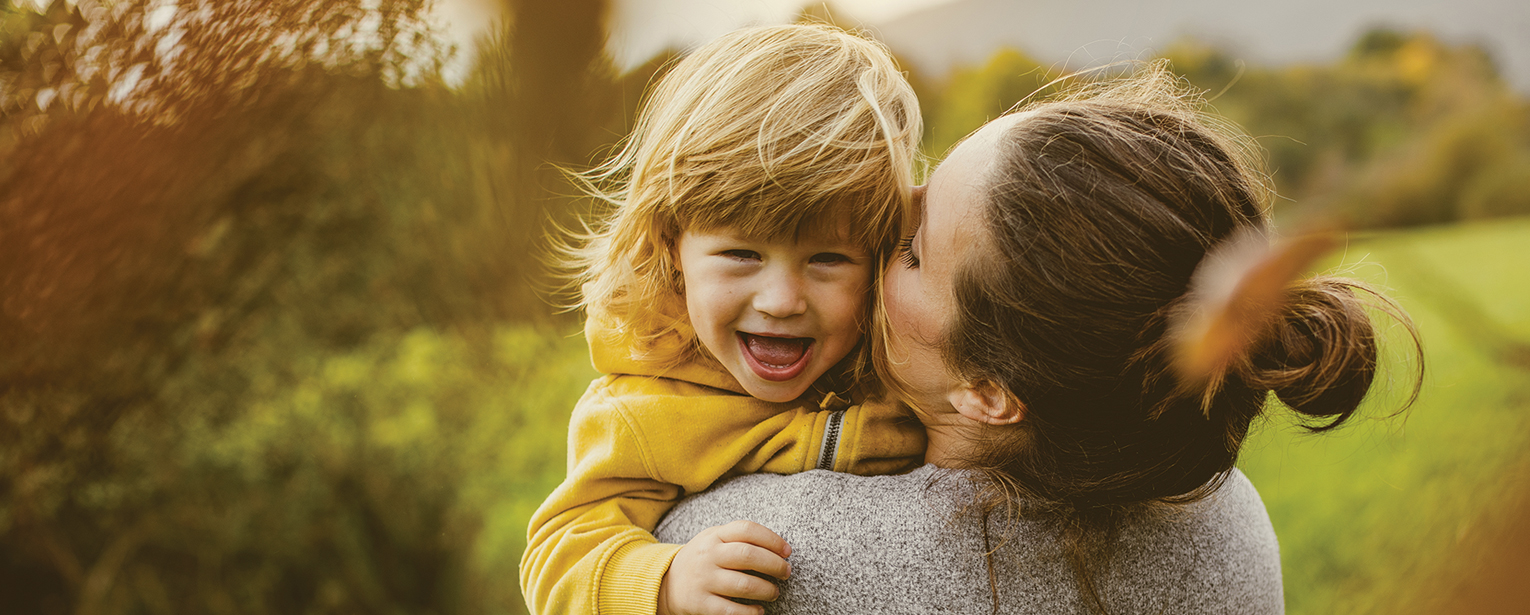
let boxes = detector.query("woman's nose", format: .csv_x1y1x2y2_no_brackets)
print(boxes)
752,271,808,319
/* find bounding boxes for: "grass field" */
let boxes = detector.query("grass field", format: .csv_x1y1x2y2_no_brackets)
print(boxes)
1238,216,1530,615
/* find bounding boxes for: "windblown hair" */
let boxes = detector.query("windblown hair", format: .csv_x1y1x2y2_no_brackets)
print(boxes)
560,24,921,369
919,62,1422,612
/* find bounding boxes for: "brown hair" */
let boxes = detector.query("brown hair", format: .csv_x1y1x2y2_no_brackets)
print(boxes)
558,23,920,369
937,63,1422,611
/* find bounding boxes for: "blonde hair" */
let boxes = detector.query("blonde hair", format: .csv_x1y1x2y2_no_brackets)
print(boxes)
561,23,921,368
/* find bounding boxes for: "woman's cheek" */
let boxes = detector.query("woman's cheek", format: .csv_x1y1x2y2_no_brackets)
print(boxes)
851,263,874,318
879,271,916,355
881,266,917,334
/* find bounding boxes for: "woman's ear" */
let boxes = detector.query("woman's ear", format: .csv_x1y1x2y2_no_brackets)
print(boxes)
947,379,1024,425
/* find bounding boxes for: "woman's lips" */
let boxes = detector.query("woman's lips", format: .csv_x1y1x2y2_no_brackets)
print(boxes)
737,332,814,382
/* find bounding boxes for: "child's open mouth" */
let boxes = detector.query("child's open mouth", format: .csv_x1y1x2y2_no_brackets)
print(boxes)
737,332,814,382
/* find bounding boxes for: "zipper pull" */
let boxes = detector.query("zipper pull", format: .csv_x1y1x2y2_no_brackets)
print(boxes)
815,409,847,471
818,390,851,411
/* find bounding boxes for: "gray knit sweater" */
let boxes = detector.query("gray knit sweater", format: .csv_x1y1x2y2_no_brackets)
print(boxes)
655,465,1282,614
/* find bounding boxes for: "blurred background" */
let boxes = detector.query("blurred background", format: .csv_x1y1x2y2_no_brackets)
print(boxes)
1,0,1527,613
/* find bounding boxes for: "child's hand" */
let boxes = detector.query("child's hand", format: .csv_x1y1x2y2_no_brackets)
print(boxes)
657,520,792,615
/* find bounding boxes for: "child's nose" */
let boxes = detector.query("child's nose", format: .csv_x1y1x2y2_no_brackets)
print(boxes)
753,272,808,319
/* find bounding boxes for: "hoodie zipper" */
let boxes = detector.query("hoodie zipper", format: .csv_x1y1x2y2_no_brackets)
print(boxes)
815,409,846,471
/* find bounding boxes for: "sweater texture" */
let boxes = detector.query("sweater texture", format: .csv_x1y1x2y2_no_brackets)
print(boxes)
656,465,1283,614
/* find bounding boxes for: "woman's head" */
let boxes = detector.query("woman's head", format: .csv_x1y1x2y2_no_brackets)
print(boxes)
881,63,1419,512
566,23,920,374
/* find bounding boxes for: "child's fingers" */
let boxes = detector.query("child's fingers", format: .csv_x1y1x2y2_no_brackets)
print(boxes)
696,595,765,615
703,569,780,603
712,519,791,559
711,541,791,581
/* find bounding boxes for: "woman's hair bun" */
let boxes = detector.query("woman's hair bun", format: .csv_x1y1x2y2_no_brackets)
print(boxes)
1243,276,1400,430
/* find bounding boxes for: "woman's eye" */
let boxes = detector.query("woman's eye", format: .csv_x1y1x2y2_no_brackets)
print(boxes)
721,249,760,260
896,233,920,269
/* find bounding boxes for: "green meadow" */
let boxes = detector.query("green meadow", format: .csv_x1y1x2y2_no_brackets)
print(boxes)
1239,217,1530,615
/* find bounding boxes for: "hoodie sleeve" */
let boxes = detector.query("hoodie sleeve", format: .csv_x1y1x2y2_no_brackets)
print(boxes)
519,375,854,615
519,378,682,615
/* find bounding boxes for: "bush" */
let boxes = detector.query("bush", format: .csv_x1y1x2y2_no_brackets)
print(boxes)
0,1,616,613
923,48,1059,158
1460,152,1530,220
1,324,593,615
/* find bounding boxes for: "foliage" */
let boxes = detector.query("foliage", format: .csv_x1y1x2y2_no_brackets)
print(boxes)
0,0,620,612
1167,30,1530,227
3,323,593,614
919,29,1530,228
920,47,1060,160
0,0,444,132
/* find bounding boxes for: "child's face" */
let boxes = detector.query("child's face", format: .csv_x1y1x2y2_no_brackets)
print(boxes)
675,225,872,402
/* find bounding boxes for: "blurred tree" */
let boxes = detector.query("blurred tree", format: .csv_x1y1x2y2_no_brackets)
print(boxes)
1459,151,1530,220
921,47,1059,160
0,0,621,613
503,0,614,167
1162,28,1530,227
462,0,626,309
903,28,1530,229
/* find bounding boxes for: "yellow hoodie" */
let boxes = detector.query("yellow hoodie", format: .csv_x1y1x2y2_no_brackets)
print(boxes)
519,319,927,615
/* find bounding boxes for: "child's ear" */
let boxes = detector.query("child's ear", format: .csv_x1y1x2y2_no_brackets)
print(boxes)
947,379,1024,425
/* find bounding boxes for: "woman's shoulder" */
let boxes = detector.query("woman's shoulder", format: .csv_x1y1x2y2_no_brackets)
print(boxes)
659,466,1001,614
1127,468,1278,558
1104,468,1284,614
656,465,952,542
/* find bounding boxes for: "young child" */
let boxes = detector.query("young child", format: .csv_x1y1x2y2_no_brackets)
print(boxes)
519,24,927,615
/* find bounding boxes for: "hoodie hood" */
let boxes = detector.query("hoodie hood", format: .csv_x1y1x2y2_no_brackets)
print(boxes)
585,316,748,395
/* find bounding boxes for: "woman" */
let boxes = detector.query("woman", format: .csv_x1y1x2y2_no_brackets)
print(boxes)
655,64,1420,614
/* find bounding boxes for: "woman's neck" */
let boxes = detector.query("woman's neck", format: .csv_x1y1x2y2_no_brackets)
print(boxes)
922,421,976,468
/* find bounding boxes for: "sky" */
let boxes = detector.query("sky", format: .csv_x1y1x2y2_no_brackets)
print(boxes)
435,0,1530,92
602,0,956,70
871,0,1530,94
17,0,1524,90
430,0,956,81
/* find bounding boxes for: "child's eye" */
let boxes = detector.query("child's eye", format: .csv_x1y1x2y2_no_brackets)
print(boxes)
896,233,920,269
721,249,760,261
809,252,853,265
